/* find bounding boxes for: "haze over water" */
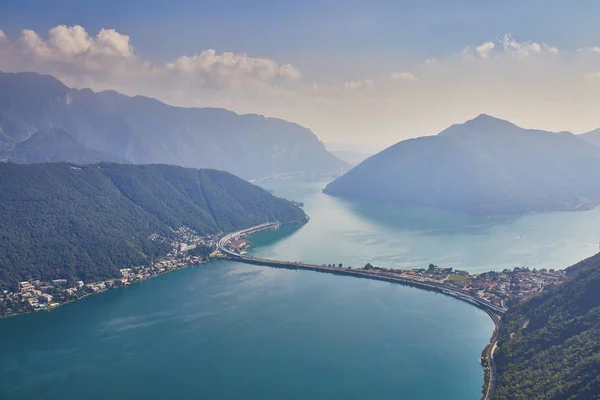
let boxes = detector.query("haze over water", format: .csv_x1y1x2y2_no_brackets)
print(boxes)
2,175,600,399
251,176,600,273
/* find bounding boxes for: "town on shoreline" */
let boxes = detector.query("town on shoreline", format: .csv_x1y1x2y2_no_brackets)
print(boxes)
0,222,567,319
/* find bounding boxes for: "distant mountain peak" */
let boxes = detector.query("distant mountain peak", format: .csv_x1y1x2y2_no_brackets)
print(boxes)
581,127,600,147
438,114,522,137
0,71,68,91
324,114,600,216
0,71,346,178
473,113,500,121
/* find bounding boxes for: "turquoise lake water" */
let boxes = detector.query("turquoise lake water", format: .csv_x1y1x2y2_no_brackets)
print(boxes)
250,176,600,273
1,175,599,399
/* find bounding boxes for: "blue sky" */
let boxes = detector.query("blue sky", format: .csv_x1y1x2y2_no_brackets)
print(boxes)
2,0,599,72
1,0,600,146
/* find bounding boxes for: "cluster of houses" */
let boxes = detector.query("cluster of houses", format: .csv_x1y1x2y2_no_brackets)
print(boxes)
470,267,566,305
170,226,219,254
358,262,566,308
1,230,220,317
9,278,86,310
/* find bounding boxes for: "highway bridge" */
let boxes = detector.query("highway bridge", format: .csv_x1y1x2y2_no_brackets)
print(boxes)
219,222,505,315
218,221,504,399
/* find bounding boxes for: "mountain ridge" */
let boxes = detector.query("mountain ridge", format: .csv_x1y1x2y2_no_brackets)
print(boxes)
0,71,346,179
324,114,600,215
5,128,125,164
0,162,306,291
581,128,600,148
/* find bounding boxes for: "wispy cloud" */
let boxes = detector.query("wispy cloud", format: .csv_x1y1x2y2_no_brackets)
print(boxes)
344,79,374,90
585,71,600,80
475,41,495,58
389,71,417,81
0,25,301,102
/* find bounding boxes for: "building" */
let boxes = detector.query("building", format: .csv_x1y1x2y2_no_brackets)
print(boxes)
20,282,34,292
38,293,53,303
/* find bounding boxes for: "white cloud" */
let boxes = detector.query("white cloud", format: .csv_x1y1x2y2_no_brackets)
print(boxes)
0,29,6,40
279,63,301,80
2,25,599,145
501,34,541,56
17,26,133,61
464,36,558,59
47,25,93,56
163,49,299,92
19,29,53,59
543,44,559,55
475,41,495,58
585,71,600,80
389,71,417,81
344,79,373,90
0,25,300,100
499,34,559,57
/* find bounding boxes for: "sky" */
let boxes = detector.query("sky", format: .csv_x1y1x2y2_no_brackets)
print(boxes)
1,0,600,149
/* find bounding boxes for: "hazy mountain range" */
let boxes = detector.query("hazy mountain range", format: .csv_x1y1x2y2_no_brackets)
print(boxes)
324,114,600,215
0,72,345,179
581,128,600,148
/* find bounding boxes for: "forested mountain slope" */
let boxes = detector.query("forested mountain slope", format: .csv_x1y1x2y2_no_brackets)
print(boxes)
0,163,305,291
494,253,600,400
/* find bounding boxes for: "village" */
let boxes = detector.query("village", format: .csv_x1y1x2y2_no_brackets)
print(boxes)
1,224,568,318
361,263,567,309
0,228,221,318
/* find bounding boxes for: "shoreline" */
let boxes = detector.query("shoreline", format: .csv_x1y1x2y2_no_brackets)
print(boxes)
0,256,210,320
0,220,512,399
219,221,504,400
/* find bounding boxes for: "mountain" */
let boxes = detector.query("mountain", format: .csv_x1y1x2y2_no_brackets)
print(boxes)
0,72,345,179
5,128,123,164
581,128,600,148
494,253,600,399
0,162,305,291
329,150,373,165
325,142,379,165
324,114,600,215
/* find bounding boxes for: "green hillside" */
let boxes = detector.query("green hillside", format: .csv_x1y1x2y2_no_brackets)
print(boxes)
494,253,600,399
0,163,305,291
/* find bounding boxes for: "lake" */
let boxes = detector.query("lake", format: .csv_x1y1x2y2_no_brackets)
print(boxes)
250,176,600,273
1,175,599,399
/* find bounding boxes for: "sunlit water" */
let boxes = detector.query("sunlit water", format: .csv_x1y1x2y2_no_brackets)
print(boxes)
2,176,598,399
250,177,600,273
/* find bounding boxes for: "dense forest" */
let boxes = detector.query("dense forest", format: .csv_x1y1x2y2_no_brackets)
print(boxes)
494,253,600,399
0,163,305,291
